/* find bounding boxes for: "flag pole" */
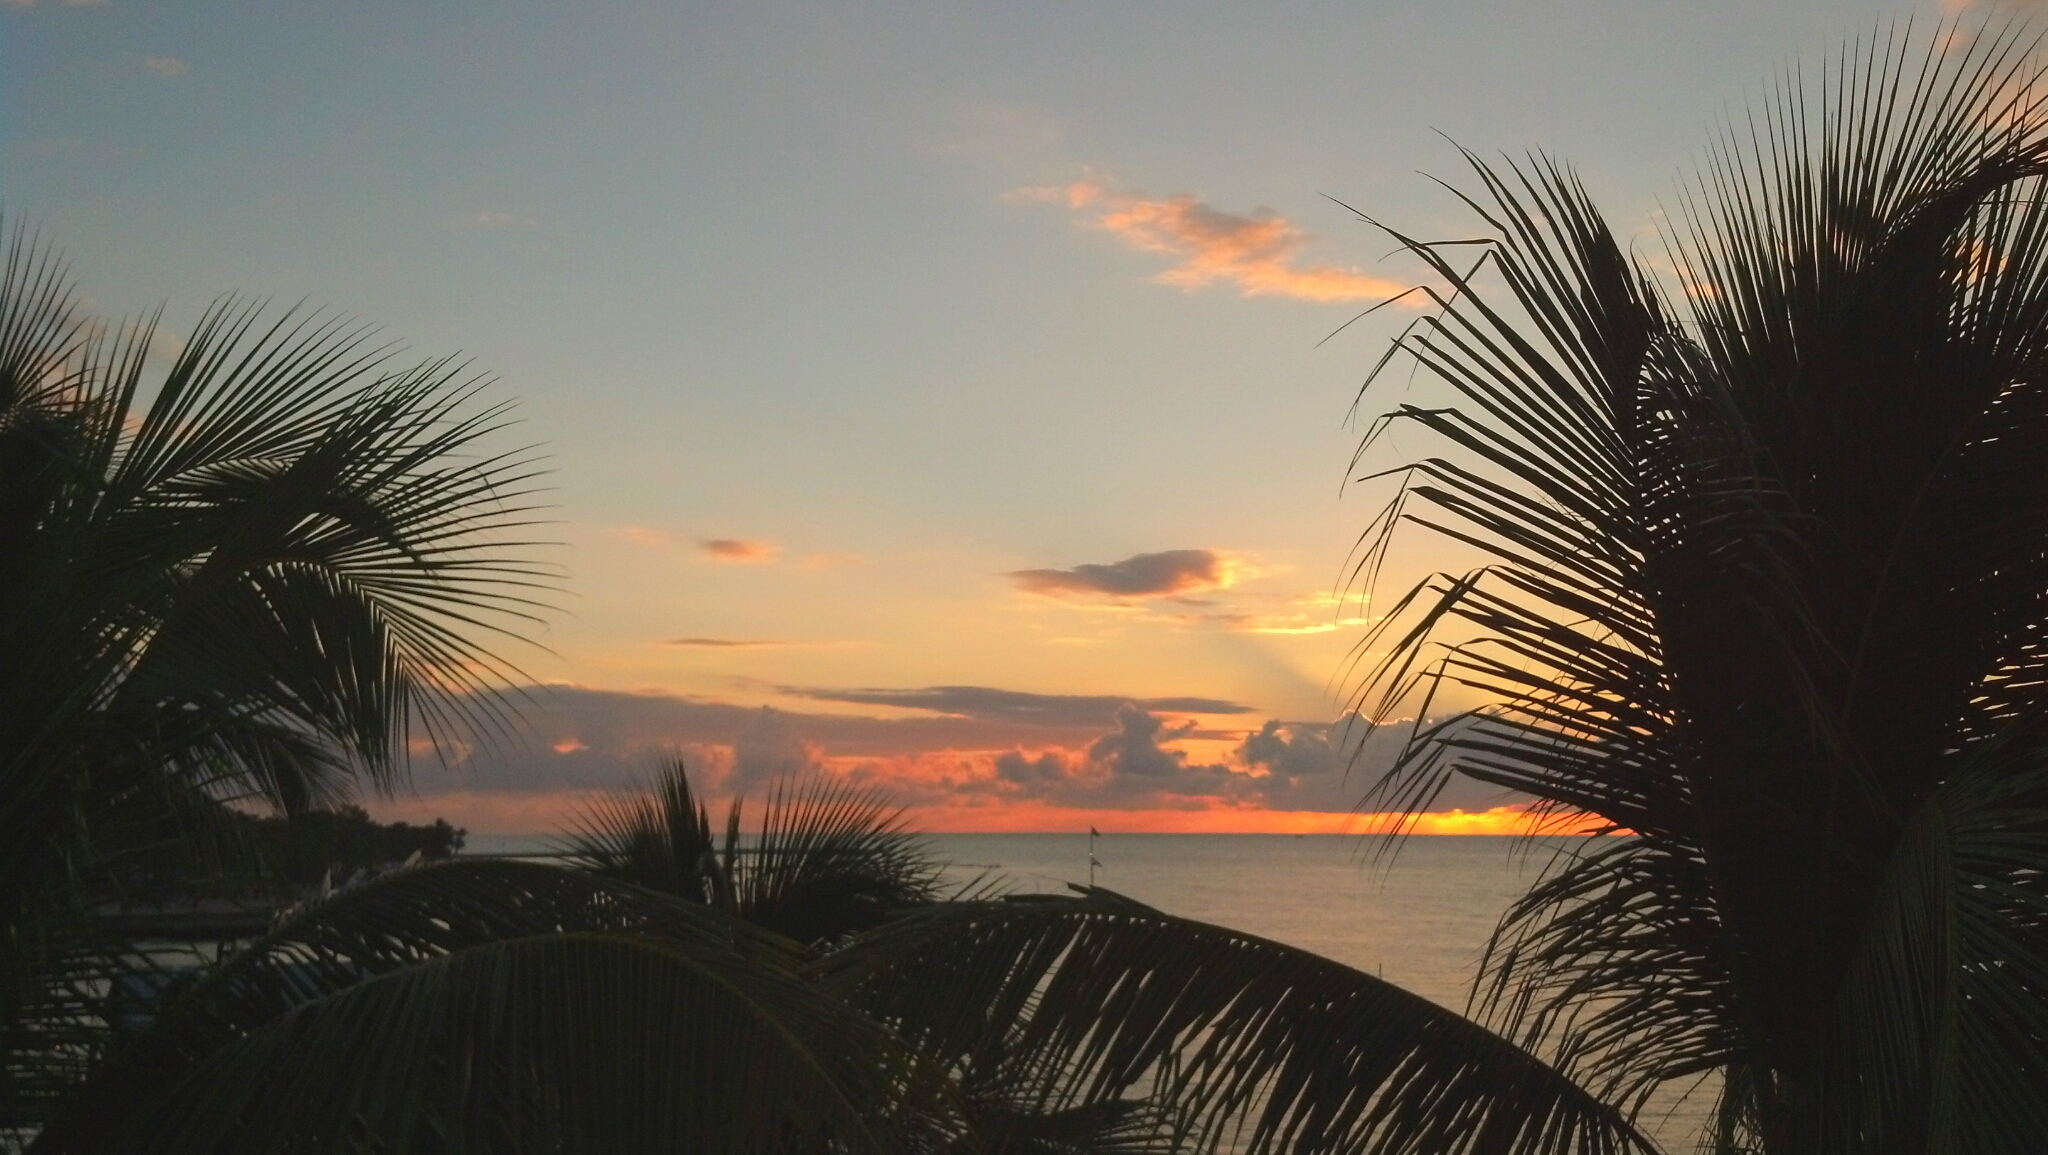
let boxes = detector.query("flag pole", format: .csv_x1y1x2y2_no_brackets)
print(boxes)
1088,825,1100,888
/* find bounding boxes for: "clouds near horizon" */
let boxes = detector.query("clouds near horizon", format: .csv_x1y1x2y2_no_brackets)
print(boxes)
371,683,1520,831
1240,717,1351,779
1013,180,1412,305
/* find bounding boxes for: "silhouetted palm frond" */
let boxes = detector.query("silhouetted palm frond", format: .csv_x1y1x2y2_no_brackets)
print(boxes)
566,758,943,945
0,219,554,1134
819,892,1656,1155
565,754,729,906
38,860,950,1154
1347,19,2048,1152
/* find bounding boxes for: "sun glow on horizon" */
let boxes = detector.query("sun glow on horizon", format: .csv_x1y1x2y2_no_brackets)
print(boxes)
369,790,1598,839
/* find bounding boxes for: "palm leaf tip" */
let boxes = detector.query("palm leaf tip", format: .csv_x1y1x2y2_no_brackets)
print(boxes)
564,758,943,945
821,898,1658,1155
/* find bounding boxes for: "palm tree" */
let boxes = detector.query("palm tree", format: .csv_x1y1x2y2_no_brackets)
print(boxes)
23,20,2048,1154
560,761,1648,1153
0,224,552,1132
1342,21,2048,1152
565,757,948,945
32,860,951,1155
40,800,1650,1155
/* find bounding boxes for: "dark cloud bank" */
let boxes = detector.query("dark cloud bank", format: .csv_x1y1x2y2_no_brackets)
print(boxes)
423,684,1518,814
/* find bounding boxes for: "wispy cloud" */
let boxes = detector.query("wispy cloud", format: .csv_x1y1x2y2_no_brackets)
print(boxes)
1221,591,1374,636
662,637,789,648
1011,549,1236,600
785,684,1254,724
142,55,189,77
1010,179,1411,304
699,538,780,564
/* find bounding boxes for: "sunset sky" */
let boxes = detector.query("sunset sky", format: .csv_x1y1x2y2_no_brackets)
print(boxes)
3,0,1938,832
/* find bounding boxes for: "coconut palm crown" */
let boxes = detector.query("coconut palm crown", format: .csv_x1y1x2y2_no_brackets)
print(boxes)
0,225,553,1129
1348,22,2048,1153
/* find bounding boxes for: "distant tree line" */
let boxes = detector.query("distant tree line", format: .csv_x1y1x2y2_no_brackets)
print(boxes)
235,807,464,885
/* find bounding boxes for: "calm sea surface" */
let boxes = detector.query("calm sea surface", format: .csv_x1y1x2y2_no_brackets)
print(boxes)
469,832,1710,1147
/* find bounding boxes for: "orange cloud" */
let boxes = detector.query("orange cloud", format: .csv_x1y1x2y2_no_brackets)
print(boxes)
1016,180,1412,304
1230,592,1375,635
699,538,780,563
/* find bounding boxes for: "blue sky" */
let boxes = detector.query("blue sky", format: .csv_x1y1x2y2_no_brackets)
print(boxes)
3,0,1938,829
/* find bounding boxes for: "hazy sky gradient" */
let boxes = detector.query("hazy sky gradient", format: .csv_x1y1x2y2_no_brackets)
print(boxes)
3,0,1945,829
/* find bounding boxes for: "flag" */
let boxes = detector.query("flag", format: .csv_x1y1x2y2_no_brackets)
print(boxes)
1090,825,1101,837
1089,854,1102,868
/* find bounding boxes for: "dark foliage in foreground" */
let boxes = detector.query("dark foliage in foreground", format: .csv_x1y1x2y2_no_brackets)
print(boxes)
1347,21,2048,1153
0,217,549,1134
32,855,1650,1155
564,757,944,946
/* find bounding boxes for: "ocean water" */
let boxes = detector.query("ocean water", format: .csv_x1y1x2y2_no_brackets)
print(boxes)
934,833,1712,1151
932,833,1532,1012
470,831,1711,1147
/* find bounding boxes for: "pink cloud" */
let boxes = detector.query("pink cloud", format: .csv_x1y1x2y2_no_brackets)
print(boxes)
699,538,780,563
1017,180,1412,304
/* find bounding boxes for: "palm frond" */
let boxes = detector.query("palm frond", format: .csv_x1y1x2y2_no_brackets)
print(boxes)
563,754,729,907
38,860,948,1154
1343,18,2048,1151
819,893,1656,1155
1819,734,2048,1153
565,759,943,945
737,772,943,944
0,224,557,1136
